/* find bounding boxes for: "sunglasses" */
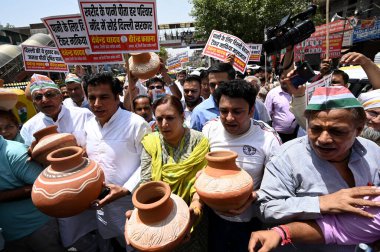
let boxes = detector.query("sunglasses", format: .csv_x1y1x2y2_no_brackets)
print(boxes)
149,85,163,90
33,91,60,101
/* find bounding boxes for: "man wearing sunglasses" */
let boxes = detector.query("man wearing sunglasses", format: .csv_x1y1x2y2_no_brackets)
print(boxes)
21,74,93,147
20,74,97,251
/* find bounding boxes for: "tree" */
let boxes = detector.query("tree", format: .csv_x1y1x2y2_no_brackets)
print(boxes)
190,0,324,43
158,46,169,62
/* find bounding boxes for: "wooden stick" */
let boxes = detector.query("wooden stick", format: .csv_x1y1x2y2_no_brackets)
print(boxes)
325,0,330,59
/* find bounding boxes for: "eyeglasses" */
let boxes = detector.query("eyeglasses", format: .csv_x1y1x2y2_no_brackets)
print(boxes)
33,91,60,101
366,110,380,119
149,85,163,90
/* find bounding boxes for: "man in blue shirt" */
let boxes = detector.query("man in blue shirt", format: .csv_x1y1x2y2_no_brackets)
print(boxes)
190,63,236,131
0,136,65,251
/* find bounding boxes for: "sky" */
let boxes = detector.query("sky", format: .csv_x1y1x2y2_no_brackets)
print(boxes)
0,0,194,27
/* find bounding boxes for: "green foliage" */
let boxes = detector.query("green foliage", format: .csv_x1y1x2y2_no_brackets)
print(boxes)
190,0,321,43
158,46,169,62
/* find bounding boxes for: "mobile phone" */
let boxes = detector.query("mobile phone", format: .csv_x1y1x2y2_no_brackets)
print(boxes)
291,62,315,87
98,187,110,200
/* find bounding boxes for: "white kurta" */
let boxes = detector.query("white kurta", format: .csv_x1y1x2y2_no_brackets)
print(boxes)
85,107,151,239
19,104,96,247
202,118,281,222
20,104,93,147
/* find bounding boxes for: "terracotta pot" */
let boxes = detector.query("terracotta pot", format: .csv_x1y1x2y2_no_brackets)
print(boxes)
31,125,78,167
126,181,190,252
32,146,105,217
195,150,254,212
128,52,160,80
0,88,18,110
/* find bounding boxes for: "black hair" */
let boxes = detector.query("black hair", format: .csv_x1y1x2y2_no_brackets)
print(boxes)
132,95,152,111
184,75,202,87
214,79,257,111
146,77,165,88
200,70,208,80
84,72,122,98
333,70,349,84
152,95,184,115
208,63,236,80
0,110,19,126
58,83,66,88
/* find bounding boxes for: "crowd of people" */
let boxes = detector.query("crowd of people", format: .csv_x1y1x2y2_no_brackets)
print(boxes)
1,48,380,252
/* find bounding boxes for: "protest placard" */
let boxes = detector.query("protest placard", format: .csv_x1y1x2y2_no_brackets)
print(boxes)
177,51,189,63
167,57,181,72
22,45,69,72
247,44,262,62
306,73,332,103
202,30,251,73
78,0,159,53
42,14,124,64
294,34,343,62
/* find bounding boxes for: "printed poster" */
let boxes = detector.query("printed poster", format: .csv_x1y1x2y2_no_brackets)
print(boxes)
22,45,69,72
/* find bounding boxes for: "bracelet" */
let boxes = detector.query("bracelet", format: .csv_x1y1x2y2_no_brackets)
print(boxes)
271,225,292,246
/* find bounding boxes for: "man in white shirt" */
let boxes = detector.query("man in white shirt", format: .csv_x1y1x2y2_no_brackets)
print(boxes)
21,74,93,148
84,72,151,249
19,74,97,251
183,75,203,127
202,79,281,252
62,73,89,109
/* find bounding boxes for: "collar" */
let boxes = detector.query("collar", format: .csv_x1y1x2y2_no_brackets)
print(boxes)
42,104,65,123
202,95,217,109
95,106,122,128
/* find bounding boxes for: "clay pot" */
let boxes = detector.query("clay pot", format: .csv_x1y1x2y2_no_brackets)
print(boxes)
128,52,160,80
31,125,78,167
32,146,105,217
0,88,18,110
126,181,190,252
195,150,254,212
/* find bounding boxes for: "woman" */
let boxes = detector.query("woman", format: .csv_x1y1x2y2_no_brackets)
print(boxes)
135,95,209,251
0,110,23,143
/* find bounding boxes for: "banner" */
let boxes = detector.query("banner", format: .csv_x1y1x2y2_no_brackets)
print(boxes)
42,14,124,64
78,0,159,53
294,34,343,62
247,44,262,62
353,19,380,43
177,51,189,63
306,73,332,103
167,57,181,71
202,30,251,73
22,45,69,72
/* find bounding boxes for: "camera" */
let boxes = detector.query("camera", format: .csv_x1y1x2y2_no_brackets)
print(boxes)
263,5,317,55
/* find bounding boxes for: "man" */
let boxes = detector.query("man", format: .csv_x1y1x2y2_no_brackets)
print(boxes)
258,86,380,251
19,73,96,250
202,79,281,252
0,136,66,252
84,72,150,248
175,69,187,99
146,77,167,101
358,89,380,145
132,95,156,130
200,69,210,99
191,63,236,131
183,75,203,127
59,83,70,100
63,73,89,109
264,70,299,143
20,73,93,147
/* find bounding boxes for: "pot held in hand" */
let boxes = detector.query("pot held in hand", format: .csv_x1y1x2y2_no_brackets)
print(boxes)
0,88,18,110
32,146,105,217
126,181,190,252
195,150,254,212
30,125,78,166
128,52,160,80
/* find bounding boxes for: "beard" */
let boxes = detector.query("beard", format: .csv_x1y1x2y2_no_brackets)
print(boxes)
185,98,201,108
361,125,380,146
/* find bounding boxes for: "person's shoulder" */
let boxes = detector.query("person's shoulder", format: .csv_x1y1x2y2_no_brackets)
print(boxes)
356,137,380,153
193,96,214,112
251,120,278,135
66,105,92,115
202,117,220,133
22,112,44,127
277,136,308,154
3,138,28,157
